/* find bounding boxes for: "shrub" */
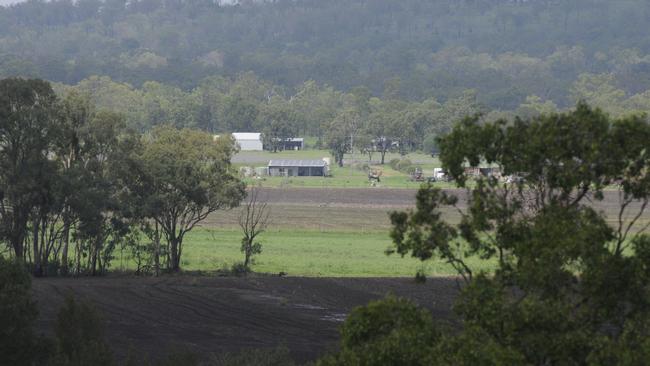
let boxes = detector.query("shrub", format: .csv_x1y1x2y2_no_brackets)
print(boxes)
230,262,251,276
159,348,200,366
396,158,413,173
389,158,414,173
210,346,295,366
388,158,401,170
317,296,438,366
52,295,114,366
0,257,42,365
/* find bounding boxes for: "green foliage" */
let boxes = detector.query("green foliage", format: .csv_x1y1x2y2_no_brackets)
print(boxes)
230,262,251,277
318,296,438,366
422,134,439,156
388,158,413,173
380,103,650,364
0,257,41,365
326,110,357,167
0,78,60,262
132,126,246,271
4,0,650,111
52,296,114,366
210,346,295,366
158,348,199,366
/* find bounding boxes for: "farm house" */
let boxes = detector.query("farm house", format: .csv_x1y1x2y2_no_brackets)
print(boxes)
268,159,328,177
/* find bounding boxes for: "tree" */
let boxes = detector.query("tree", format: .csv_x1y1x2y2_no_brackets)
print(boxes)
259,98,298,152
322,103,650,364
238,186,270,269
137,127,245,272
317,296,439,366
385,103,650,363
325,110,357,168
0,78,60,261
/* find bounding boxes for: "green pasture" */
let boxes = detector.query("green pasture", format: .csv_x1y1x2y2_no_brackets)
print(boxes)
113,228,495,277
235,149,451,189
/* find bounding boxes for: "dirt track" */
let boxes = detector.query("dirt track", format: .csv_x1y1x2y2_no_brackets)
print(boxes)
32,276,460,363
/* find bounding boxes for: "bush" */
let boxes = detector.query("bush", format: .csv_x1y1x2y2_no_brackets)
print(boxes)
52,295,114,366
389,158,413,173
0,257,42,365
210,346,295,366
317,296,438,366
388,158,401,170
230,262,251,276
159,348,200,366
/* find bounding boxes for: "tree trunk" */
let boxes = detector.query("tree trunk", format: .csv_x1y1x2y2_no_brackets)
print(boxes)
170,237,180,272
61,209,71,275
154,221,160,276
243,238,252,268
10,232,24,260
32,218,42,277
381,149,387,165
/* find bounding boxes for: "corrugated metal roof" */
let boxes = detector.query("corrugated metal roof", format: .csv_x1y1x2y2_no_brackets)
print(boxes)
232,132,261,140
268,159,326,167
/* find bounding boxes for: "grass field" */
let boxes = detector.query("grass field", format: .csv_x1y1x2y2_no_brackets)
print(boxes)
114,228,495,277
234,149,452,189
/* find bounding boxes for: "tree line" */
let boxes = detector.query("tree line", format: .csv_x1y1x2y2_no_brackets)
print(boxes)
0,77,245,276
50,71,650,168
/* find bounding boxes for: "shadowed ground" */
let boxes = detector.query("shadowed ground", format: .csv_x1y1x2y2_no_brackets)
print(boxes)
32,276,460,363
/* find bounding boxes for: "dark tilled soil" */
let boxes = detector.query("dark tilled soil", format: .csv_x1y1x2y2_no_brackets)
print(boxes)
32,276,461,363
256,187,648,216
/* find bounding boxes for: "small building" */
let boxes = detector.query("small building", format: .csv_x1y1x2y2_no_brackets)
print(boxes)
282,138,304,151
268,159,328,177
232,132,263,151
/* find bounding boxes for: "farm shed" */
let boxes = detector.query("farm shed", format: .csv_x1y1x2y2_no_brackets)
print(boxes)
232,132,263,151
282,138,304,150
268,159,328,177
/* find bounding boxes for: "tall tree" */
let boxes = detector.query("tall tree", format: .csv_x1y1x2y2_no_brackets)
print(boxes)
326,109,359,167
137,127,245,272
0,78,60,261
385,103,650,363
259,98,298,152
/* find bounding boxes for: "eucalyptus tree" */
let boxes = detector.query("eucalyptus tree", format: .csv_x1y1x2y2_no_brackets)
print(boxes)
0,78,60,262
326,109,359,167
323,103,650,364
388,103,650,363
259,97,298,152
138,127,245,272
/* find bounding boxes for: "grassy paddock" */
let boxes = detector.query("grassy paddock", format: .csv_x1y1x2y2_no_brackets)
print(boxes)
234,149,449,189
113,228,495,277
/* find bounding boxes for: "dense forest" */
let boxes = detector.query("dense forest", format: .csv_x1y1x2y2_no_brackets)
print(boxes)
2,0,650,112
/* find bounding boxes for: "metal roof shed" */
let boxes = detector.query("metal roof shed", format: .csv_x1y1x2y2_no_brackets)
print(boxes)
268,159,328,177
232,132,263,151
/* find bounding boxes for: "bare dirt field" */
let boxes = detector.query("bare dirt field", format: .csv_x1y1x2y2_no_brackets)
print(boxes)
205,187,648,230
32,275,460,364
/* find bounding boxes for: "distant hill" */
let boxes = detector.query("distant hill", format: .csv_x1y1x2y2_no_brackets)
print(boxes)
1,0,649,109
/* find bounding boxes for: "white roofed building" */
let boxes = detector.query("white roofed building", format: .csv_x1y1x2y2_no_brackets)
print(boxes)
232,132,263,151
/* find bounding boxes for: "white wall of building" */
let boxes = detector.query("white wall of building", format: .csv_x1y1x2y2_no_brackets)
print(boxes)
232,132,263,151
